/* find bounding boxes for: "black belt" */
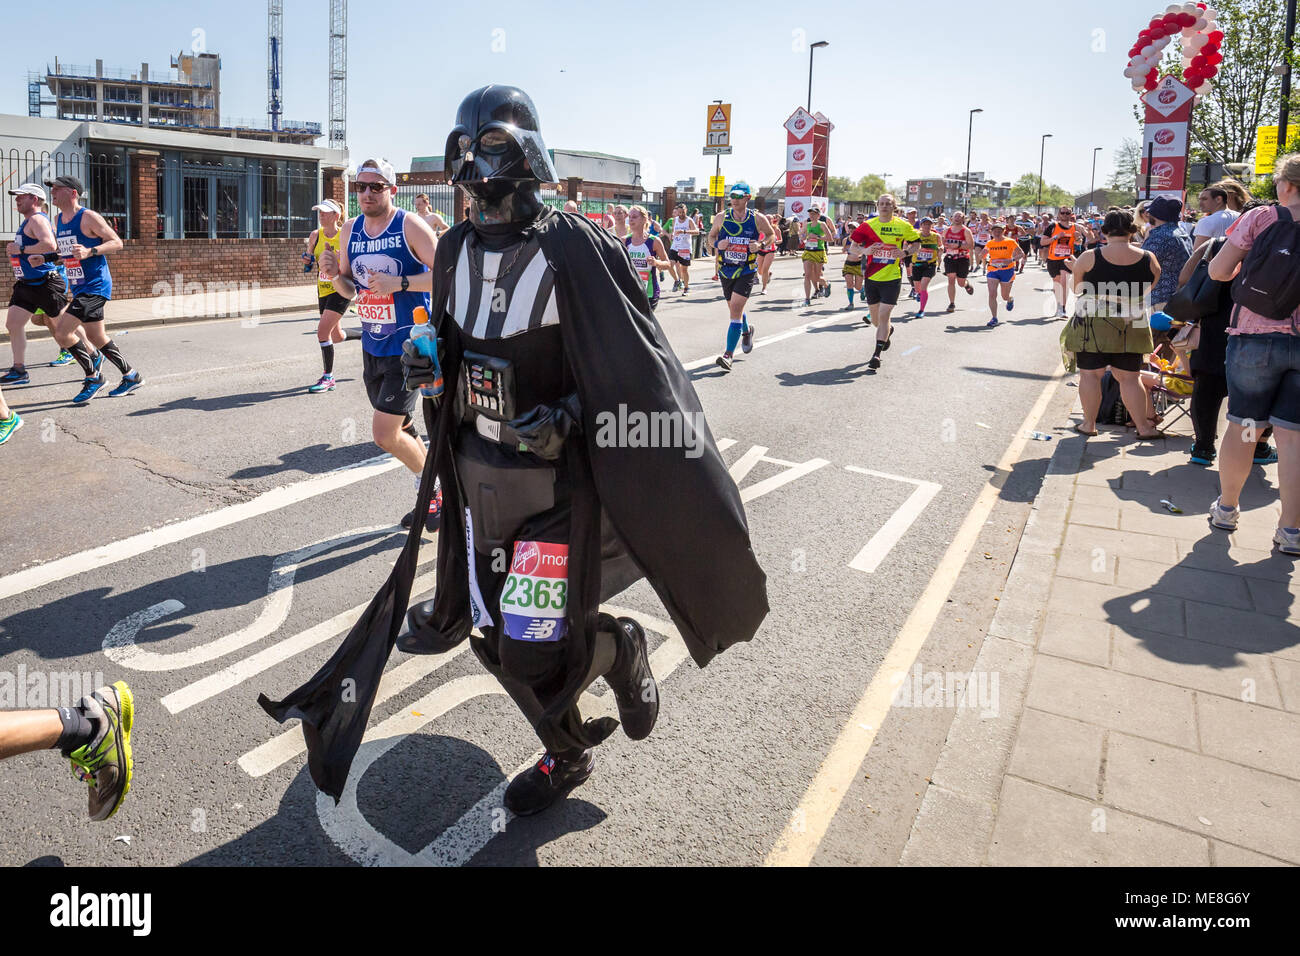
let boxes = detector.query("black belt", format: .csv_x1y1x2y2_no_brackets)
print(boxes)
471,412,527,450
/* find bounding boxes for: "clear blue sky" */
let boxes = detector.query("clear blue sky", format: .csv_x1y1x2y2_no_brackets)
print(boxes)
2,0,1160,195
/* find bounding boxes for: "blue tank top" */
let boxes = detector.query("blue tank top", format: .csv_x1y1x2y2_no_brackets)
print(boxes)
55,207,112,297
11,212,63,284
347,209,431,357
719,208,759,278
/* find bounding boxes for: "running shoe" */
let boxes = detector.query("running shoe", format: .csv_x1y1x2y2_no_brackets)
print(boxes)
868,355,881,370
72,374,106,405
1056,307,1067,318
50,349,75,367
986,316,999,328
504,750,594,816
0,411,22,445
1006,299,1015,312
715,352,733,372
68,681,134,822
109,371,144,397
964,283,974,295
803,299,811,307
842,302,854,311
606,618,658,740
1254,445,1279,465
945,303,956,314
1208,496,1239,531
401,484,444,533
671,279,681,292
0,366,29,385
1189,447,1216,466
741,325,755,354
1274,527,1300,556
307,373,336,394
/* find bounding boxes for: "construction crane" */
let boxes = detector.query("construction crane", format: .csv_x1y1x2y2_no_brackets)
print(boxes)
268,0,283,132
329,0,347,150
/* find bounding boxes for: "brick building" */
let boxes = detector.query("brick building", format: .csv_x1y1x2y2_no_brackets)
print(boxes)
1,113,346,306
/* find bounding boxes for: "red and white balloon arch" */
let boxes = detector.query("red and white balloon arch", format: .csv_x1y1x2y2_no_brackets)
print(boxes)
1123,3,1224,101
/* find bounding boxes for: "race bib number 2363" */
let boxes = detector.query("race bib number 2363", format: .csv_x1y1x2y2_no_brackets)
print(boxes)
500,540,570,642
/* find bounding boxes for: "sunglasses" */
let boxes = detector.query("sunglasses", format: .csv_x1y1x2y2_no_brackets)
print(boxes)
354,181,391,194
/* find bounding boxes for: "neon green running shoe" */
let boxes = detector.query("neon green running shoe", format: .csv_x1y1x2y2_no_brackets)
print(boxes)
50,349,75,367
68,681,135,821
0,412,22,446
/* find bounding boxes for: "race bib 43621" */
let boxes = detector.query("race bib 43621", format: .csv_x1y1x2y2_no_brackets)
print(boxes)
356,289,396,335
500,541,569,642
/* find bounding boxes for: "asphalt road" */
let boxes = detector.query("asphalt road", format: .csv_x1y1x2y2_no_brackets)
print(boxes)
0,250,1076,866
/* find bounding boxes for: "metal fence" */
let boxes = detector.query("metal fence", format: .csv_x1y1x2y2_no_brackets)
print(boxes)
0,148,130,239
157,152,320,239
346,182,457,222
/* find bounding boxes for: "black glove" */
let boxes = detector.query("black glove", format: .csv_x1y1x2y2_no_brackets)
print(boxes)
508,393,582,461
400,337,441,394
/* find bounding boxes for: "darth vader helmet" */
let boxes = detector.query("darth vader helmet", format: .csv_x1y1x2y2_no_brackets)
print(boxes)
445,85,558,228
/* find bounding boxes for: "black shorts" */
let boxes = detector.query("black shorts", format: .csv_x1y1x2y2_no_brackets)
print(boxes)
1046,258,1072,278
67,293,108,323
363,350,418,417
720,271,756,301
1076,351,1144,372
669,249,691,265
864,277,901,306
318,292,350,316
1017,239,1033,254
943,256,971,279
911,263,937,280
9,273,71,318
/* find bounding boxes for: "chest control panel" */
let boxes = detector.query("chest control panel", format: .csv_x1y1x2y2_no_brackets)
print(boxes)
460,351,516,422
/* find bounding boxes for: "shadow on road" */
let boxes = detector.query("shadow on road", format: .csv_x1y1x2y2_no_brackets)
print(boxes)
228,442,381,481
127,387,312,416
961,366,1061,381
774,362,870,387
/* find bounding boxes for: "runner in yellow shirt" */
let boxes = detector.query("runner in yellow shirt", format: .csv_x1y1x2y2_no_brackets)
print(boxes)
848,194,920,370
303,198,351,393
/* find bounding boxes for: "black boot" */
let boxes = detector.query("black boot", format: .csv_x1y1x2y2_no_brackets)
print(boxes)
605,617,658,741
504,750,595,816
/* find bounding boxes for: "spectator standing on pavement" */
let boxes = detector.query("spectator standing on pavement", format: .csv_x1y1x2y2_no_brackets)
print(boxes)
1142,197,1192,313
1206,154,1300,554
1192,185,1241,250
1063,209,1162,439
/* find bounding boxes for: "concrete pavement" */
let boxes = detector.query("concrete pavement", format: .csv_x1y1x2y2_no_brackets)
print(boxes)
902,394,1300,866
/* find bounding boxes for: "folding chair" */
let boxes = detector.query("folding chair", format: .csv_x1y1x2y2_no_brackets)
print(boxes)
1143,345,1194,434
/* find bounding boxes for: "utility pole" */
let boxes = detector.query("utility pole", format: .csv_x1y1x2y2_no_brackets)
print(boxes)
712,98,723,216
964,108,983,215
807,41,828,112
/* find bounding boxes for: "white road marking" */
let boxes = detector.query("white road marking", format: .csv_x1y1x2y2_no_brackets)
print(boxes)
728,445,768,483
0,454,404,603
161,570,437,714
843,468,943,574
317,605,690,866
681,313,849,371
740,456,830,504
238,641,472,778
764,367,1065,866
103,527,394,671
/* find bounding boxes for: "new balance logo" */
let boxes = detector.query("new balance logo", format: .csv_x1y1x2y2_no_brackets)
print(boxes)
522,619,558,640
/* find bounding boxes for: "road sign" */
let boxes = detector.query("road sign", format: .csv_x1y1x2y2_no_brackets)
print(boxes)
703,146,733,156
705,103,732,152
1256,125,1280,176
709,176,725,198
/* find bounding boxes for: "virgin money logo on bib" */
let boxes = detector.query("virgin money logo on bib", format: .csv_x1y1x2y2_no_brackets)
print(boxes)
512,541,541,575
501,541,569,643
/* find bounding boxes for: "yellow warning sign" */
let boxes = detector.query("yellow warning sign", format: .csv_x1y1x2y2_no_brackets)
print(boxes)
705,103,732,154
709,176,725,198
1256,125,1280,176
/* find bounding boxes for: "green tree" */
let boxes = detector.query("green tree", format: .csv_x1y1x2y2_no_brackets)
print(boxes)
857,174,888,198
828,175,859,200
1007,173,1072,210
1108,137,1140,193
1154,0,1294,166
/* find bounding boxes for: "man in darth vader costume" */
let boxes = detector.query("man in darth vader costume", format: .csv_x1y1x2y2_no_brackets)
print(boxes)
260,85,767,817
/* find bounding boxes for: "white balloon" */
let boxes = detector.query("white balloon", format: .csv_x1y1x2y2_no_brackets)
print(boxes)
1195,16,1207,29
1199,79,1214,94
1181,1,1198,12
1190,33,1209,48
1142,43,1157,58
1155,35,1172,47
1182,26,1197,37
1165,2,1182,11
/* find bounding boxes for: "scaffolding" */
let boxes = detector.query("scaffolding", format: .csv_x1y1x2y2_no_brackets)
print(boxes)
329,0,347,150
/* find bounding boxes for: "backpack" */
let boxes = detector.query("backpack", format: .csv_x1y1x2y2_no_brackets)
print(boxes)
1099,370,1127,426
1230,206,1300,327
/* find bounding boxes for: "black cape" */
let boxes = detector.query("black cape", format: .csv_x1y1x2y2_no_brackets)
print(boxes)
259,208,768,801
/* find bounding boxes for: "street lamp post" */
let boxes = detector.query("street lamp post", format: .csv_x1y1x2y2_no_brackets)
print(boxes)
1089,146,1103,211
1280,0,1297,148
807,41,829,112
964,108,983,216
1037,133,1053,212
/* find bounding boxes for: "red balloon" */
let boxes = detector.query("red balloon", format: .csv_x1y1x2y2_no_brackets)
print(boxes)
1145,77,1160,91
1202,41,1219,54
1205,64,1218,78
1164,12,1181,24
1205,52,1223,64
1179,12,1197,26
1192,55,1208,69
1208,29,1224,43
1147,68,1159,80
1149,17,1164,29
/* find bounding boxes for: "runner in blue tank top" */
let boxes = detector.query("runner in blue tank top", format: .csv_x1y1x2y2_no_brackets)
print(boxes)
3,183,72,386
320,158,441,530
48,175,141,403
704,182,775,372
